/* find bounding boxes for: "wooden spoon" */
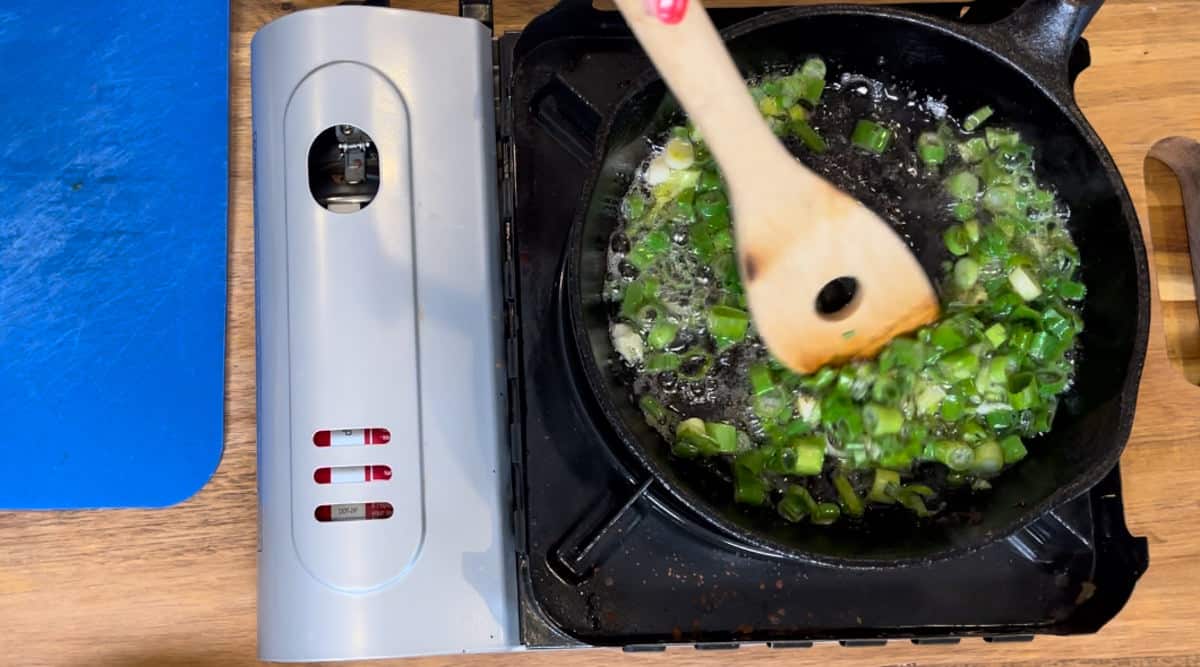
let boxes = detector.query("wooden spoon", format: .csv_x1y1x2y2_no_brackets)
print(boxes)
614,0,940,373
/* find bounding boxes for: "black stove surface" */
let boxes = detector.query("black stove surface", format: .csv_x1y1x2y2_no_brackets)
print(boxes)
496,0,1147,649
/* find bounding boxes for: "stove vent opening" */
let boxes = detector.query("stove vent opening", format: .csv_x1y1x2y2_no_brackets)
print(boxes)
308,124,380,213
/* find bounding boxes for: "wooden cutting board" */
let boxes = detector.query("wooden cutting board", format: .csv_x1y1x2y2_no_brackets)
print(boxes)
1,1,1197,666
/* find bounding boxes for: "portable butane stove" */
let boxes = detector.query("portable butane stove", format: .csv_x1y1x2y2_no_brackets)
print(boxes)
251,0,1147,661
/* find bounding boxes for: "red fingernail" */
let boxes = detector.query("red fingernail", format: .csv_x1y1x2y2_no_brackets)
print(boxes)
655,0,687,24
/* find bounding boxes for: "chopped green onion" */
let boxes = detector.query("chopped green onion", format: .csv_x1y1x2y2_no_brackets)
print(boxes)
635,303,660,324
952,201,977,221
1008,266,1043,301
1009,303,1041,324
1009,325,1033,353
645,352,681,372
628,230,670,269
961,420,988,442
649,165,699,200
1058,279,1087,301
782,419,813,438
896,487,931,517
734,464,767,505
917,131,947,165
972,440,1004,475
931,320,968,351
647,320,678,349
833,473,865,517
639,395,666,423
878,449,915,471
749,363,775,396
851,119,894,154
1032,405,1055,432
777,495,807,522
954,257,980,290
963,105,994,131
985,409,1015,431
871,377,902,403
978,156,1010,187
663,137,695,170
957,137,989,163
880,338,924,372
711,227,733,252
697,169,722,192
671,188,695,220
984,323,1007,347
963,219,981,243
810,502,841,525
777,487,811,522
999,435,1028,464
620,279,649,319
979,225,1010,258
988,357,1008,383
782,437,826,475
677,417,715,448
864,403,903,436
939,348,980,381
945,170,981,200
983,186,1019,214
705,421,739,453
1029,187,1055,210
797,58,826,105
868,468,901,503
931,440,974,471
695,191,728,221
944,224,970,256
799,57,826,81
789,119,828,153
1027,330,1060,362
623,191,648,220
754,387,792,424
735,448,767,474
672,437,701,459
916,385,946,415
758,96,782,117
905,484,936,498
1043,306,1074,339
802,367,837,391
985,127,1020,149
708,305,751,347
1036,369,1069,397
674,417,712,457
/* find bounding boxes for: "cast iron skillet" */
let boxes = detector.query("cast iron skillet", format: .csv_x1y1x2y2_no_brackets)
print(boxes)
566,0,1150,566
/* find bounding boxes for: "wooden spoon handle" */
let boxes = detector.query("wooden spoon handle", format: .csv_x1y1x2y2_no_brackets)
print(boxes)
1148,137,1200,324
612,0,788,179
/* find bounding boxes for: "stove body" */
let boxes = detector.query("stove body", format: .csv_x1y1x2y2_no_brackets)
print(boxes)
251,1,1147,661
499,1,1147,648
252,7,515,661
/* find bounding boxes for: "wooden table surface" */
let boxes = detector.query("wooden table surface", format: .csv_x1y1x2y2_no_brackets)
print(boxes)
3,0,1199,665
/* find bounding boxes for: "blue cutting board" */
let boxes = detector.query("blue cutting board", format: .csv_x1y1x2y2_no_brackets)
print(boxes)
0,2,228,509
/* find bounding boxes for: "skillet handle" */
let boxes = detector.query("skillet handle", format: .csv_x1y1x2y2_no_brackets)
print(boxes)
990,0,1104,98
